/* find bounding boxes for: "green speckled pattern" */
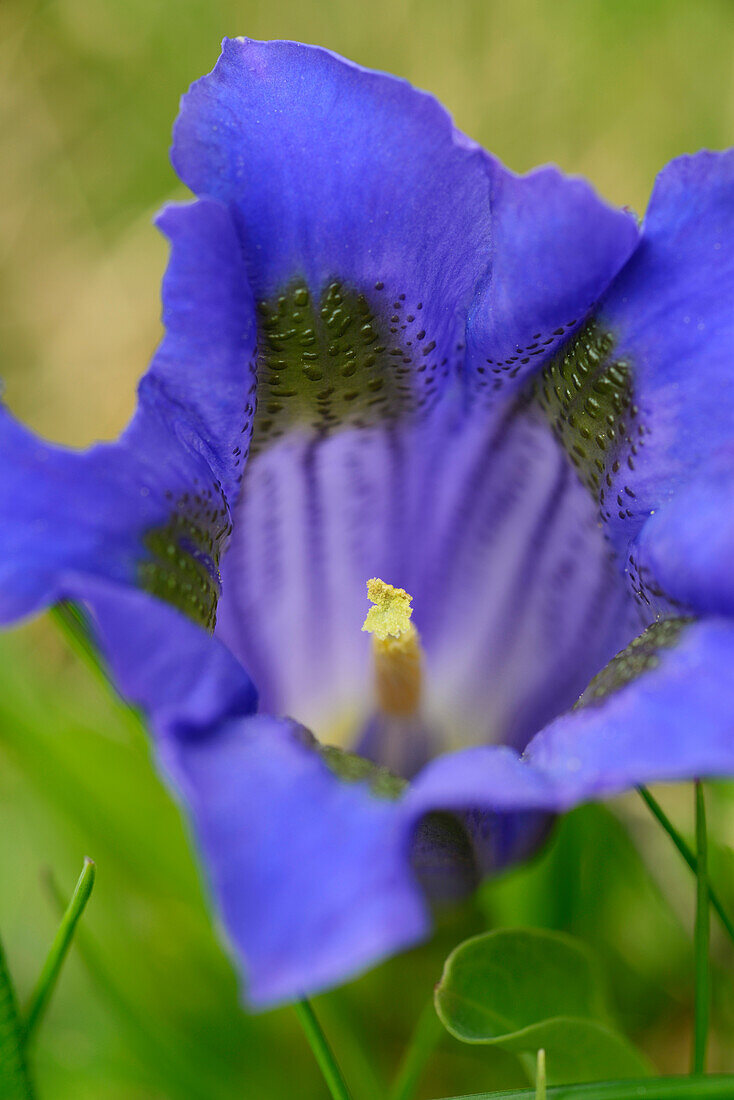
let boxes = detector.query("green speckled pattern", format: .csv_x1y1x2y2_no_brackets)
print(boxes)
138,491,231,631
535,322,649,522
253,278,436,453
575,617,694,709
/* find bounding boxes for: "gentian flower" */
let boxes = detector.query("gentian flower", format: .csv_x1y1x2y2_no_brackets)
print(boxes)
2,38,734,1007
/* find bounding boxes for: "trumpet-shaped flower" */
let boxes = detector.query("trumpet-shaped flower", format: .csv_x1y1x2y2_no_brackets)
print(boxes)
2,39,734,1006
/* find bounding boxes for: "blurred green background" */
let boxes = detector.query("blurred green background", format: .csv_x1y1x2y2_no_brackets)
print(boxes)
2,0,734,1096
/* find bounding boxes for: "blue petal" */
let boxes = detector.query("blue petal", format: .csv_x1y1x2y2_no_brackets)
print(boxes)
159,708,557,1006
408,746,555,815
157,615,734,1006
407,617,734,817
633,460,734,618
173,38,638,438
571,151,734,613
467,161,639,398
525,617,734,801
131,198,258,504
0,197,256,630
163,716,428,1007
0,410,168,622
84,580,257,738
173,37,492,421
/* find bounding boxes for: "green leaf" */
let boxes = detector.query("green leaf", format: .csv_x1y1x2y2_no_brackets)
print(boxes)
432,1074,734,1100
434,929,651,1086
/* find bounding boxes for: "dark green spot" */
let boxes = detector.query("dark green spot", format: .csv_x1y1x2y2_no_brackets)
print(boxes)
575,617,694,709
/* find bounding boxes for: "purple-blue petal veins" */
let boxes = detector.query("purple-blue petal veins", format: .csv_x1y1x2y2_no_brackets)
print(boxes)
0,38,733,1007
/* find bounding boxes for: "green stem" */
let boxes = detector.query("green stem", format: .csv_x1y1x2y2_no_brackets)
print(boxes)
389,999,444,1100
24,858,96,1044
0,934,34,1099
434,1076,734,1100
294,999,353,1100
319,999,386,1099
692,782,709,1075
637,785,734,944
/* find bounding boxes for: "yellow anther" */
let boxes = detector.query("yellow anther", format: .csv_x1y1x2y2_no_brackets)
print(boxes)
362,577,415,641
362,578,423,717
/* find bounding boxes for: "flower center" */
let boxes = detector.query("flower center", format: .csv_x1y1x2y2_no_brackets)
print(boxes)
362,578,423,718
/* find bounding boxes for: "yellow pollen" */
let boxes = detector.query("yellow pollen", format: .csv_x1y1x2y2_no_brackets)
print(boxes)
362,578,422,717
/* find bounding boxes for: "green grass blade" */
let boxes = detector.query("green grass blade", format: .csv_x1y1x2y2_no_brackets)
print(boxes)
389,999,444,1100
40,869,227,1100
637,786,734,944
692,783,710,1074
0,934,34,1099
23,858,95,1044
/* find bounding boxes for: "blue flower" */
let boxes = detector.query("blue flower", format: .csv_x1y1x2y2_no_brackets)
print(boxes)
2,38,733,1007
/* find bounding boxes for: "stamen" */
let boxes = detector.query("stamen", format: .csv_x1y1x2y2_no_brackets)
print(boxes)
362,578,423,716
